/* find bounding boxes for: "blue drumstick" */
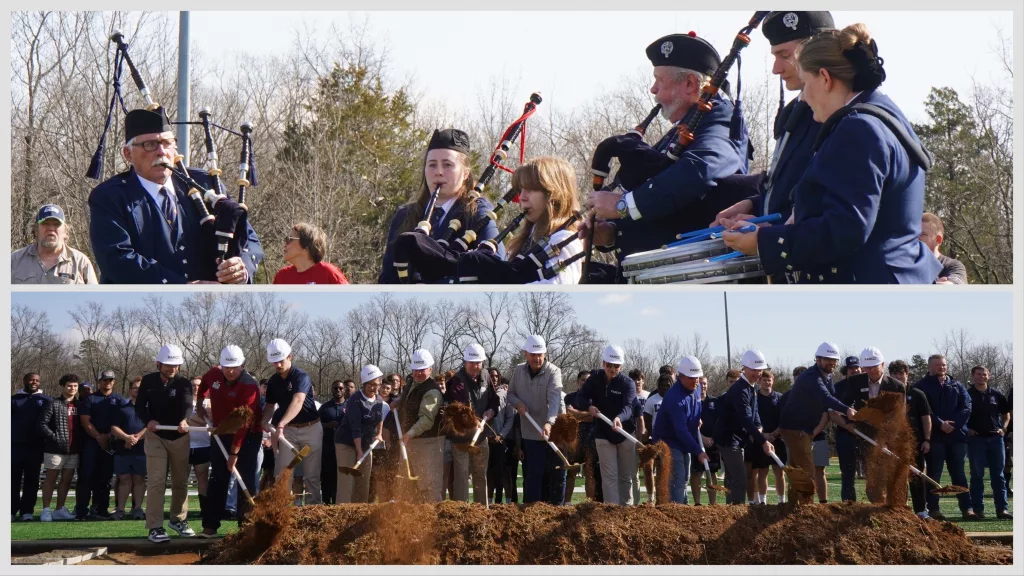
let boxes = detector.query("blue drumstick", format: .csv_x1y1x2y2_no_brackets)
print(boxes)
674,213,783,241
666,217,769,248
705,250,746,263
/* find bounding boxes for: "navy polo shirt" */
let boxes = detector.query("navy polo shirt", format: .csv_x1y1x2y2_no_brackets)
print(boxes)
114,400,146,455
80,391,128,434
756,390,784,433
12,391,51,445
319,399,346,438
266,367,319,425
967,386,1010,437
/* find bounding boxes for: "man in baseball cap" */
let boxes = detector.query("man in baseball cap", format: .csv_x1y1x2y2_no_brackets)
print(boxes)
778,342,856,505
508,335,565,504
713,349,776,504
393,349,445,502
135,344,194,542
651,356,706,504
76,369,126,520
573,345,638,505
259,338,324,505
194,346,262,537
445,343,501,505
12,203,98,284
836,347,906,503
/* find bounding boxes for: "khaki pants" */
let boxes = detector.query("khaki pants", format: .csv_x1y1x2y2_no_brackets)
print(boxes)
596,438,637,505
407,436,444,503
451,441,488,504
779,429,815,504
144,433,190,529
275,423,323,505
336,443,373,503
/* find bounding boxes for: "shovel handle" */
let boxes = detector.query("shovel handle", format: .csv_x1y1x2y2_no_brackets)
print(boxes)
768,449,785,469
522,411,572,467
594,412,642,446
468,416,489,446
154,425,211,432
276,431,303,457
353,438,381,469
828,410,944,489
206,417,254,505
391,410,412,464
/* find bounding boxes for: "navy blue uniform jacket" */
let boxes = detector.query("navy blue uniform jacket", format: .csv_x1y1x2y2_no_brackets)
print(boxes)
379,196,502,283
713,375,766,448
573,369,637,444
750,99,820,222
88,167,263,284
779,365,851,434
757,90,941,284
914,375,972,443
615,94,748,258
12,391,51,446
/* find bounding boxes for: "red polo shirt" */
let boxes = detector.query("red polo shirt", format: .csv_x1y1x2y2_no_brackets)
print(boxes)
197,366,263,453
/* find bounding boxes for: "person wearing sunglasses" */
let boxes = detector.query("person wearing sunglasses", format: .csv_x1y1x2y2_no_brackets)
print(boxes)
88,107,264,284
274,223,349,284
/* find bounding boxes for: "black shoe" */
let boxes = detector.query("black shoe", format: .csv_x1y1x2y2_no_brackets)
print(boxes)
996,511,1012,520
223,508,237,520
148,527,170,543
168,519,195,537
87,510,112,520
930,510,946,521
963,510,979,520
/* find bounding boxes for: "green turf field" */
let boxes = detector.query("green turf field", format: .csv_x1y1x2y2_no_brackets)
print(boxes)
10,459,1012,540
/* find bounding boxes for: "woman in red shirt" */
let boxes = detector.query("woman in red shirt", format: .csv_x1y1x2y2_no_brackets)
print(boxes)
274,223,349,284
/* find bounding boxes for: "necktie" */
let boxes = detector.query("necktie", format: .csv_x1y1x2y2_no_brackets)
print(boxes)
159,187,178,228
429,207,445,234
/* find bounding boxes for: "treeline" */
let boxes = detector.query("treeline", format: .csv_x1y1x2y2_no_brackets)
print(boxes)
11,12,1012,283
11,292,1013,401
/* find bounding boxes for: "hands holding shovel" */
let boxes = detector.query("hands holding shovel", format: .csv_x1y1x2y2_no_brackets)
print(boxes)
592,411,665,466
519,406,580,472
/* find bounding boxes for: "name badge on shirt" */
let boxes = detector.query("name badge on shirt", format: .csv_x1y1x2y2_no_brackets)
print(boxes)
169,389,176,397
990,397,998,405
287,383,293,391
610,389,621,395
212,382,221,390
861,388,868,393
58,272,76,280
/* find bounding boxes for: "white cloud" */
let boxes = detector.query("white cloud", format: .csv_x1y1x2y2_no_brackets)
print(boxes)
640,307,661,317
599,293,633,305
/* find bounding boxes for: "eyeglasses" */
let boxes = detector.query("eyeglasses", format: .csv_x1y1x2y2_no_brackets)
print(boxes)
131,138,178,153
284,236,300,244
333,387,344,391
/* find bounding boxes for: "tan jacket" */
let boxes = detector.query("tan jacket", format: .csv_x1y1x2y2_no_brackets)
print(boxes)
12,243,98,284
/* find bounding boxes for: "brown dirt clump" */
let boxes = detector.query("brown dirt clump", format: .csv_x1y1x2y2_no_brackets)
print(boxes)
220,471,294,563
441,402,479,436
202,502,1006,565
212,405,253,435
549,413,580,447
651,442,672,505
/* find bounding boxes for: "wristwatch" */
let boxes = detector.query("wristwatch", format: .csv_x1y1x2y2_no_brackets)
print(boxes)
615,197,629,220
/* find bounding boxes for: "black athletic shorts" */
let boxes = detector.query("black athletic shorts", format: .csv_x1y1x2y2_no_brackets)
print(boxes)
189,446,210,466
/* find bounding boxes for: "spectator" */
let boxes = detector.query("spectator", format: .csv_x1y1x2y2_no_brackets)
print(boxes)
1005,387,1013,498
966,365,1011,520
644,373,671,503
920,212,968,284
185,377,213,520
12,203,98,284
196,345,264,538
914,354,972,520
12,372,50,522
335,365,386,503
566,370,601,503
257,380,275,492
76,370,126,520
110,377,147,520
508,336,565,504
575,345,637,505
393,349,445,502
651,357,705,504
691,376,721,505
488,370,513,505
752,370,786,505
137,344,195,543
37,374,83,521
838,355,868,483
318,380,347,504
445,344,500,505
714,350,774,504
387,373,404,401
891,360,934,518
274,223,349,284
629,368,648,504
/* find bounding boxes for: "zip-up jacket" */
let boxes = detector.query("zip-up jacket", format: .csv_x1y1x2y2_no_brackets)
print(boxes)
779,364,850,435
136,371,193,441
507,361,563,442
37,396,82,455
914,374,972,443
13,390,51,446
713,375,766,448
573,369,637,444
652,380,702,455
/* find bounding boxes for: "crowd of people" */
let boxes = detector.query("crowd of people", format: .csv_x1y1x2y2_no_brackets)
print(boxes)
12,12,973,285
12,337,1012,542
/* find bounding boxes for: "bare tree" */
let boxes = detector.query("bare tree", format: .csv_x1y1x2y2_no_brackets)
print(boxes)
107,305,151,392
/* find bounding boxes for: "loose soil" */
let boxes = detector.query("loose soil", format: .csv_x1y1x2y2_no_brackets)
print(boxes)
202,501,1010,565
82,552,202,565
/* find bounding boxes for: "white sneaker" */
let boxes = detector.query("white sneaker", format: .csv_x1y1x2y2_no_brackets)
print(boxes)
53,507,75,521
917,511,931,520
20,513,34,521
40,508,53,522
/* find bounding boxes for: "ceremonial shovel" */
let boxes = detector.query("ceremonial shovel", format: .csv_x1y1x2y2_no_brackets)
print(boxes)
593,412,664,465
391,411,419,482
338,438,381,477
522,411,580,472
453,415,491,455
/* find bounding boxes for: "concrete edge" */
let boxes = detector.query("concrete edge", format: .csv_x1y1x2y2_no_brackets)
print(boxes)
965,532,1014,545
11,538,216,555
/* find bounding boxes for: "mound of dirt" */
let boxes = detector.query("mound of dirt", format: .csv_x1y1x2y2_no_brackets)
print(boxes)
203,501,1006,565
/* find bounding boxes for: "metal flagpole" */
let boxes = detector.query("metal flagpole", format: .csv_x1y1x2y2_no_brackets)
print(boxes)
176,11,190,165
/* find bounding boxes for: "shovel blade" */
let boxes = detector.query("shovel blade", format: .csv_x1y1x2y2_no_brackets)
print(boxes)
338,466,361,477
287,446,312,469
931,485,969,495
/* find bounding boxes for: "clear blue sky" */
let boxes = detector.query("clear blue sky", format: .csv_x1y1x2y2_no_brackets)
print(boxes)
13,290,1013,369
182,9,1012,124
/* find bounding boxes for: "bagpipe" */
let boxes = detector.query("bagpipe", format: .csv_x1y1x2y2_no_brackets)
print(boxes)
86,30,258,282
391,93,543,284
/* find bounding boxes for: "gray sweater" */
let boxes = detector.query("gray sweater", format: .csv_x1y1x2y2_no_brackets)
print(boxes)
507,361,563,441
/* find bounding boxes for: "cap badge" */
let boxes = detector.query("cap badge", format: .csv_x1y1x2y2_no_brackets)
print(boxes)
660,41,674,58
783,12,799,31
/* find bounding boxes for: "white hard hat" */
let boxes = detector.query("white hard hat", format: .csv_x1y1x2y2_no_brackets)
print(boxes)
155,344,184,366
815,342,841,360
741,349,768,370
523,335,547,354
859,346,884,368
464,343,487,363
601,344,625,365
360,364,384,385
409,349,434,371
676,355,704,378
219,345,245,368
266,338,292,363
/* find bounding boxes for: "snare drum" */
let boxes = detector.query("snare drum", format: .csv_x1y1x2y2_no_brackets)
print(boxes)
628,253,765,284
621,238,733,281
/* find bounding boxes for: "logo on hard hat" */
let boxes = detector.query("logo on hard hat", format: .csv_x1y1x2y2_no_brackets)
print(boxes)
660,41,673,57
783,12,799,30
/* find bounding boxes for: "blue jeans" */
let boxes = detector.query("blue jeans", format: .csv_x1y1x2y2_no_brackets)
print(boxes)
523,439,565,504
669,448,691,504
835,430,858,503
204,433,261,531
968,436,1007,514
926,441,969,513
